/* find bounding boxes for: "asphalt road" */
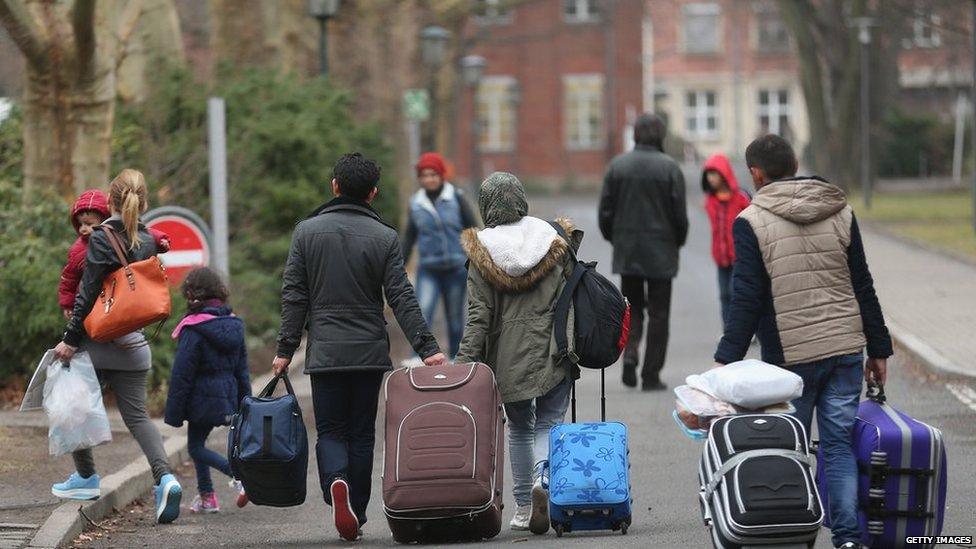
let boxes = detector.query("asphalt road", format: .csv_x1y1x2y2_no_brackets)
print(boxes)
77,192,976,549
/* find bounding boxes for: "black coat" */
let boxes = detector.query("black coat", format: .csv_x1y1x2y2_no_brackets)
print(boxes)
598,145,689,279
165,306,251,427
63,219,159,347
276,197,440,374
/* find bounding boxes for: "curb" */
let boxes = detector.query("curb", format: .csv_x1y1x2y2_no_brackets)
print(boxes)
26,366,282,548
26,435,189,549
887,319,975,380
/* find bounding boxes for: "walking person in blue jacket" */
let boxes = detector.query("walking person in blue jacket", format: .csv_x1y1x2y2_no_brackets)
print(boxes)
165,267,252,513
401,152,479,363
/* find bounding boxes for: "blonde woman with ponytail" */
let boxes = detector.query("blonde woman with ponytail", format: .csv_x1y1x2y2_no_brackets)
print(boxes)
53,169,184,524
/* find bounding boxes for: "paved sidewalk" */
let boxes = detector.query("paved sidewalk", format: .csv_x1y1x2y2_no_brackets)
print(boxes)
860,225,976,378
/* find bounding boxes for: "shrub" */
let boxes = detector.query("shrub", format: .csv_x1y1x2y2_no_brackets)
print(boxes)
877,109,957,178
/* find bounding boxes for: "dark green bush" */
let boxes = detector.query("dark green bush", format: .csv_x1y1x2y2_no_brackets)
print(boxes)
877,109,957,178
0,181,70,381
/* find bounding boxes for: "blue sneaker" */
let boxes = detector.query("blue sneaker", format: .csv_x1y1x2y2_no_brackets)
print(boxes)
154,473,182,524
51,472,100,500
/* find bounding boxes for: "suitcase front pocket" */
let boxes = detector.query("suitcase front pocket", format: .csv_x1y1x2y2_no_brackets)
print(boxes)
396,402,477,482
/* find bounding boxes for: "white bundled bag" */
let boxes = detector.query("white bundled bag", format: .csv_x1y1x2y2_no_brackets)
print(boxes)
686,359,804,409
43,352,112,456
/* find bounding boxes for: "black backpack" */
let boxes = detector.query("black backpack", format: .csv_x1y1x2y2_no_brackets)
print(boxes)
550,222,631,370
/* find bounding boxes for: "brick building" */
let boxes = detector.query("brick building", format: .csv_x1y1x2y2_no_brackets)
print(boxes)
455,0,973,187
455,0,645,188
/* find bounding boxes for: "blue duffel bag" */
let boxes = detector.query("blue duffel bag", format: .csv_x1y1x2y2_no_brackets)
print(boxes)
228,373,308,507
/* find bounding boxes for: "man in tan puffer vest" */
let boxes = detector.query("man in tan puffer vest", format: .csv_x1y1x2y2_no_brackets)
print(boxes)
713,135,892,549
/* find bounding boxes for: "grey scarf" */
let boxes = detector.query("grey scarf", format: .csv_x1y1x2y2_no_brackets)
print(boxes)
478,171,528,228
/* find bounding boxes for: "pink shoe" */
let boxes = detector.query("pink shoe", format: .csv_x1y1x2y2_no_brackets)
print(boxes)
330,479,359,541
189,492,220,513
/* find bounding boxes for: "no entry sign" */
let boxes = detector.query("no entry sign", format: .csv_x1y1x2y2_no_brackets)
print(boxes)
144,206,212,285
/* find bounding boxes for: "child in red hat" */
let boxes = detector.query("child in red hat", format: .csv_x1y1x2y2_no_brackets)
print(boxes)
59,189,170,319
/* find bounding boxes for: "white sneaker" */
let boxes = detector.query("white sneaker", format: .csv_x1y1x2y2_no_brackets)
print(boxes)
510,505,531,530
529,478,550,534
399,357,424,369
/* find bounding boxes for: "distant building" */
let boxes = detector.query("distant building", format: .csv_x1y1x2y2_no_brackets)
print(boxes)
455,0,645,188
456,0,972,186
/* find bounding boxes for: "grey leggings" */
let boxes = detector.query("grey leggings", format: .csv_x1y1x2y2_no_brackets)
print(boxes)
72,369,171,483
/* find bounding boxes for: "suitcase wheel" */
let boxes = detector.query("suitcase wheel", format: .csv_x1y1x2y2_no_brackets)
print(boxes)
554,523,564,538
620,522,628,535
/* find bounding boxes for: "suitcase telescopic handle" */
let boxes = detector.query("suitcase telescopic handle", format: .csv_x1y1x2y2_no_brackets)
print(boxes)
259,373,296,398
866,382,886,404
569,364,606,424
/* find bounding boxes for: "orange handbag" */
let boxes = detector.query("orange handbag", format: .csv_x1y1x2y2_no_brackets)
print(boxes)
83,226,171,342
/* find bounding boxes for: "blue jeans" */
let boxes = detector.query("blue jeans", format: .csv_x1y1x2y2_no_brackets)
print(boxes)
717,266,733,329
504,377,572,507
187,422,233,494
416,266,467,358
789,354,863,547
310,371,385,526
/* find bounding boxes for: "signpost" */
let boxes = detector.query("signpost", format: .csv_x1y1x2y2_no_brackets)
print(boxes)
403,89,430,165
144,206,212,285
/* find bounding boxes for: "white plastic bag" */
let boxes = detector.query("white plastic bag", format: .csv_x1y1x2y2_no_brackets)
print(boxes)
43,352,112,456
685,359,804,409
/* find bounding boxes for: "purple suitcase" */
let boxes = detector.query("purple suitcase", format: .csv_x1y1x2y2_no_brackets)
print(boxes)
817,385,947,549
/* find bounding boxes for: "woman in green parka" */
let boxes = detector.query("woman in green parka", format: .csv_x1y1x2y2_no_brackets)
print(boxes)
455,172,581,536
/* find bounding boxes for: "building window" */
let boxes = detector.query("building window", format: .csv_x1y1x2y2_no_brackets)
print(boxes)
478,76,516,152
685,90,718,140
757,88,792,139
475,0,513,25
905,11,942,49
754,3,790,52
683,2,721,54
564,74,605,150
563,0,600,23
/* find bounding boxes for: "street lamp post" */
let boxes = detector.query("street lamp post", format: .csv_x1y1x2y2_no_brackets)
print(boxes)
420,26,452,152
971,1,976,235
307,0,340,78
461,55,486,187
508,80,522,176
852,17,876,209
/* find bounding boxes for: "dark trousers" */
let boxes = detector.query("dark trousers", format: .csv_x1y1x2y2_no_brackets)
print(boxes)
187,422,233,494
717,266,733,329
620,276,673,384
310,371,385,525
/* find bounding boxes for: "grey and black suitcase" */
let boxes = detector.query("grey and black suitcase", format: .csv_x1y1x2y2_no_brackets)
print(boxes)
698,413,823,549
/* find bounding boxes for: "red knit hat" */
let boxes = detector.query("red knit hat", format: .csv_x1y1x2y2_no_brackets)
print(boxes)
415,152,448,178
71,189,110,232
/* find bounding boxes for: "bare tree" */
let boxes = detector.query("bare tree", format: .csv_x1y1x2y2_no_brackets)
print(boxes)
0,0,152,195
777,0,910,187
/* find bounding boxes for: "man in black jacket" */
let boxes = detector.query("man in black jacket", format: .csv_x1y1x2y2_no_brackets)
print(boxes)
599,114,689,391
273,153,446,541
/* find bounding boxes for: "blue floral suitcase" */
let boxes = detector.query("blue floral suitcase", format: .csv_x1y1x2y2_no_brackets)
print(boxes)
546,369,632,537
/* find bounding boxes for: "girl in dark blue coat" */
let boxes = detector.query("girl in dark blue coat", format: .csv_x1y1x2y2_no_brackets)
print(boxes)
165,267,251,513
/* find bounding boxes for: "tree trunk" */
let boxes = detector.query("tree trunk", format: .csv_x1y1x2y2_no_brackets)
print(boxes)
117,0,184,102
2,0,144,196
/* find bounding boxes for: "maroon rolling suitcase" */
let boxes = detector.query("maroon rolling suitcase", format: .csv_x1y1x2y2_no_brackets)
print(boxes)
382,362,504,543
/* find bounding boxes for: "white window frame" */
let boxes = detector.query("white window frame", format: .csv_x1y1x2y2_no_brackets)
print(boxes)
563,74,605,150
757,88,791,136
563,0,600,23
682,2,722,55
911,11,942,49
752,2,790,53
477,76,516,153
474,0,514,25
685,89,719,141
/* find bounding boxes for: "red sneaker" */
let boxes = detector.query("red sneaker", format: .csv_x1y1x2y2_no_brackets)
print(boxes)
329,479,359,541
229,479,249,508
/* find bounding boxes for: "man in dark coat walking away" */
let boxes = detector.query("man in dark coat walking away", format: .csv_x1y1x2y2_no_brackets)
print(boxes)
273,153,447,542
599,114,689,391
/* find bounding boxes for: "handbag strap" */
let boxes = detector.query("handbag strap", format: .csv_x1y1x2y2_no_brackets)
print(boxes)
259,373,296,398
99,226,137,290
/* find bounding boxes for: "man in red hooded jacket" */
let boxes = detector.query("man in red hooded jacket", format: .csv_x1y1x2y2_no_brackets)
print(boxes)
58,189,169,318
701,154,751,328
